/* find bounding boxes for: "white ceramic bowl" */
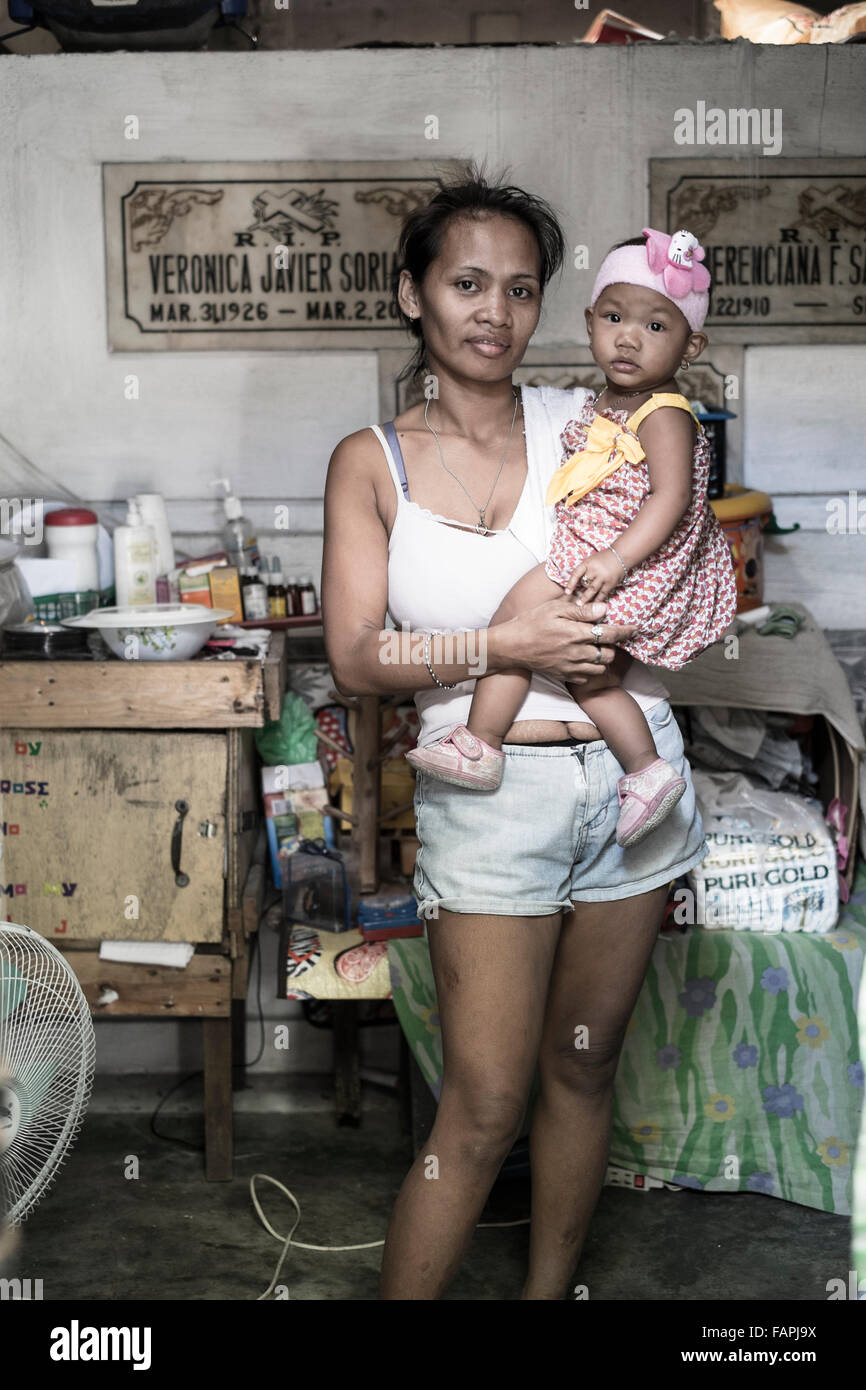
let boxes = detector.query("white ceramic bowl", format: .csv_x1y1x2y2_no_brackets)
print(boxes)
61,603,235,661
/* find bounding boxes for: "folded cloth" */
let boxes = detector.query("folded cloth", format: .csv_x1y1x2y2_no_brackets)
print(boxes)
757,605,806,639
98,940,195,969
289,663,337,712
685,734,805,791
696,706,767,758
685,710,806,791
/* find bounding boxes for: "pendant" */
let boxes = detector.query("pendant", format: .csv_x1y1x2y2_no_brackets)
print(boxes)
475,514,489,535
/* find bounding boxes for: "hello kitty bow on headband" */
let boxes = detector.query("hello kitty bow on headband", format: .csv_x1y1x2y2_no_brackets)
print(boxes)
590,228,711,332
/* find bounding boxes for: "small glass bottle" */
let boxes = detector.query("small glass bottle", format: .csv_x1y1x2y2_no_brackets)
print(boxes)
285,574,300,617
268,556,288,618
298,573,318,616
239,569,252,618
241,566,269,621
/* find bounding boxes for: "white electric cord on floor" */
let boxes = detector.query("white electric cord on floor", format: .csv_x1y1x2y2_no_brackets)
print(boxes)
250,1172,530,1299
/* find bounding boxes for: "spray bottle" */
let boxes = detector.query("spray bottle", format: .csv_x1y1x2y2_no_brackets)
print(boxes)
211,478,261,571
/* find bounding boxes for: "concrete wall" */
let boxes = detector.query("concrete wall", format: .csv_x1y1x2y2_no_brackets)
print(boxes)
1,40,863,1072
1,43,864,629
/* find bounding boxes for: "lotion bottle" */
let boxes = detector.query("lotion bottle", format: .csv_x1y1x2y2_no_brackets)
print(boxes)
113,499,156,608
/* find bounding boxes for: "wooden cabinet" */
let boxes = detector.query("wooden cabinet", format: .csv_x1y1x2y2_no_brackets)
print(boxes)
1,729,227,940
0,633,288,1178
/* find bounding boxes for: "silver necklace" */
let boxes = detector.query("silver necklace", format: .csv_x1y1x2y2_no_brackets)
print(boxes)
423,389,520,536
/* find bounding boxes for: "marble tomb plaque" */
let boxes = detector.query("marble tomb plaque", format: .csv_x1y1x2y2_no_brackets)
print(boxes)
650,159,866,343
104,160,460,350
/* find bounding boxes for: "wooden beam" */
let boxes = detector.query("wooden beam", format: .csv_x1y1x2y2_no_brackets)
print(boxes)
261,631,288,723
203,1018,233,1180
56,949,231,1017
0,659,270,728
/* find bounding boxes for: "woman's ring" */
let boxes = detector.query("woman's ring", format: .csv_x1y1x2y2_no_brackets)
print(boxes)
594,645,603,663
591,624,603,646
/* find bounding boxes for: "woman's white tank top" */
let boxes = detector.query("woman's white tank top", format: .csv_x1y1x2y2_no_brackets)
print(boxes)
378,383,669,747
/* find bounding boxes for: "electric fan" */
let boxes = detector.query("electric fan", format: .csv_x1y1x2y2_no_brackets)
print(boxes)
0,923,95,1226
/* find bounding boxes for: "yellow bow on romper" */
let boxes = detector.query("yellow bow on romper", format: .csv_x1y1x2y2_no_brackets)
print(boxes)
545,413,646,508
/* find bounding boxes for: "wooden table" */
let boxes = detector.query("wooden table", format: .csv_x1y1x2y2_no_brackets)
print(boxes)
0,632,288,1179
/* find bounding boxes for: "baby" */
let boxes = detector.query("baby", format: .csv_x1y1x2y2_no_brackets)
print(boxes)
407,227,738,848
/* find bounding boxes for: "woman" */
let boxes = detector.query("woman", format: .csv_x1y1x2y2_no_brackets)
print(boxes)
321,169,708,1300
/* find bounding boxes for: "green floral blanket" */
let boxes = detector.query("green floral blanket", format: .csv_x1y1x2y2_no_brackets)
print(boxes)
388,859,866,1218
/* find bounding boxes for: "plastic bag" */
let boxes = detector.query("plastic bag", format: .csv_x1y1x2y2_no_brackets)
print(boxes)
254,690,318,766
687,769,839,932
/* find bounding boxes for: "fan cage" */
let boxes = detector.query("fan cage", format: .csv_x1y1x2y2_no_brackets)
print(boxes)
1,923,96,1227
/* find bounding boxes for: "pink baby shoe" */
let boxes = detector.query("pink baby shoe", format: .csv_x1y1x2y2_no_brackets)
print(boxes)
405,724,505,790
615,758,686,848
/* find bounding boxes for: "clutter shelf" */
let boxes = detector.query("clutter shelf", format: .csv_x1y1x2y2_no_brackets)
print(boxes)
0,629,288,727
280,686,422,1128
236,610,322,630
49,945,232,1016
318,691,422,892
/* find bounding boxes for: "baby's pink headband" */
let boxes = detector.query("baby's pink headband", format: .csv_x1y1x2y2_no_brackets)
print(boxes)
590,228,711,332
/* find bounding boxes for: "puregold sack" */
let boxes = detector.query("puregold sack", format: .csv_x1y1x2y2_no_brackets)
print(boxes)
687,770,839,932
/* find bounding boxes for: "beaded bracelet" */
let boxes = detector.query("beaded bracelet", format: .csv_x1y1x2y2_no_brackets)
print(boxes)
424,632,458,690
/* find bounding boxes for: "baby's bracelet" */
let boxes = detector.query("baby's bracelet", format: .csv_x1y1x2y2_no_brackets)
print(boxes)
423,632,458,690
608,545,629,576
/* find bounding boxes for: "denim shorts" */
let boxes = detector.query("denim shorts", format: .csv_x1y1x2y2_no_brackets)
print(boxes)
412,700,708,918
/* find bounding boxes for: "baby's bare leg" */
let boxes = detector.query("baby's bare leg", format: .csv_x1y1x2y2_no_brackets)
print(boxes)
467,564,564,748
566,650,659,775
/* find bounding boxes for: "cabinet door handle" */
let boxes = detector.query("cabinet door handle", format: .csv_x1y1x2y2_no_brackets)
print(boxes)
171,799,190,888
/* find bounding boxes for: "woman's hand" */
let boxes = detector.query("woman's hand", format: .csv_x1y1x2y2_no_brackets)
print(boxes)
497,594,637,684
563,550,624,602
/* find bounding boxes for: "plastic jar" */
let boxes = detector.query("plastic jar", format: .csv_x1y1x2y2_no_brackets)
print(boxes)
44,508,100,592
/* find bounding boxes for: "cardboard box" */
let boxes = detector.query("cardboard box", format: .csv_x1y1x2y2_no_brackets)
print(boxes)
329,755,416,831
178,572,212,607
208,565,243,624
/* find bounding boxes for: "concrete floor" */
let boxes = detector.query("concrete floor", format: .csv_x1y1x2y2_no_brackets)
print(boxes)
8,1071,852,1302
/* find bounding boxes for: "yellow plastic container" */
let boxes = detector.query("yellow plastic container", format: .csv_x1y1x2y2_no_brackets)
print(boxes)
711,484,774,613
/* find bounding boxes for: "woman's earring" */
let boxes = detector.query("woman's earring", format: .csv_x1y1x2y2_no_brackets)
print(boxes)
681,359,690,370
